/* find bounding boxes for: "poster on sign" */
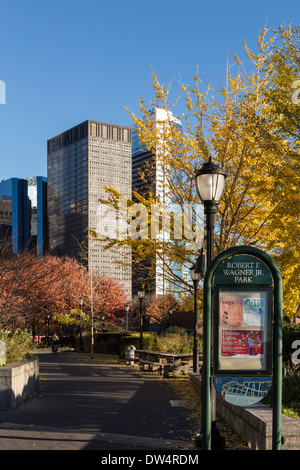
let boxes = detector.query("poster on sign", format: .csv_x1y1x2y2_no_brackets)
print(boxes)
221,329,264,358
243,298,265,326
214,287,272,373
220,298,243,326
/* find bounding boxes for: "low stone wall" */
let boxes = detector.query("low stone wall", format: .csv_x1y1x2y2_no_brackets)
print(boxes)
189,372,300,450
0,356,39,410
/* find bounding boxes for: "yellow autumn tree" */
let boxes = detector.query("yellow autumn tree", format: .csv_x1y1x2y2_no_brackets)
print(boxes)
90,24,299,318
237,24,300,318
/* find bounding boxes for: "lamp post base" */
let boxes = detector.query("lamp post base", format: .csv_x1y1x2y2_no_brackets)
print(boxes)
196,422,226,450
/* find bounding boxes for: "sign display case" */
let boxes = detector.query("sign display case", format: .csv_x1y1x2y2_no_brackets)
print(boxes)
212,254,274,406
214,286,273,374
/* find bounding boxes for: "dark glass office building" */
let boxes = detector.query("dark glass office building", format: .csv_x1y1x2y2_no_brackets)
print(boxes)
0,176,48,256
47,120,132,297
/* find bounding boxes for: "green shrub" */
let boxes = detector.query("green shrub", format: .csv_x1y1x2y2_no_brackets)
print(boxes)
93,330,201,358
155,332,194,353
167,326,189,336
281,374,300,417
0,329,34,365
262,373,300,418
93,332,158,357
118,331,203,356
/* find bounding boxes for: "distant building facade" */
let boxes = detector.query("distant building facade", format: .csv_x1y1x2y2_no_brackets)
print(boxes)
47,120,132,297
132,108,183,296
0,176,48,256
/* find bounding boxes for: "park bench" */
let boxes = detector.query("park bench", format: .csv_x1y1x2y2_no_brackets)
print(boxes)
138,359,171,376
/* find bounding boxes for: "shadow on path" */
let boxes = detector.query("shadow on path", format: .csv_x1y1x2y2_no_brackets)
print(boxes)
0,351,196,451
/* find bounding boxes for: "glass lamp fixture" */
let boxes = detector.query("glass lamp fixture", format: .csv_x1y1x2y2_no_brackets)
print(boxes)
137,290,145,299
195,155,227,204
190,264,201,282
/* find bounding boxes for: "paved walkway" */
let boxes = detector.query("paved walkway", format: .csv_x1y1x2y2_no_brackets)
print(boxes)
0,351,197,451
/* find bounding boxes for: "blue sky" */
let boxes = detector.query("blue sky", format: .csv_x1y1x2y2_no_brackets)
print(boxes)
0,0,299,180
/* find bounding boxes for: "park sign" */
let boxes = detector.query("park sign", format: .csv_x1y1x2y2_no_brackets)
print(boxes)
201,246,283,450
214,254,273,286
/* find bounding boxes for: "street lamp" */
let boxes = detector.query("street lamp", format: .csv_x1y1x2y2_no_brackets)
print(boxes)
46,314,50,346
125,304,130,332
79,297,83,352
168,308,173,328
137,290,145,349
195,155,227,267
195,155,227,447
190,264,201,373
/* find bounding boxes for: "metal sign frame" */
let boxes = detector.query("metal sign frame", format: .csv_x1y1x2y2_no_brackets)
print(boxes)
202,246,283,450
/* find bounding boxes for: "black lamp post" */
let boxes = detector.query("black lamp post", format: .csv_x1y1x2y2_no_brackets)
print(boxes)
46,314,50,346
137,290,145,349
190,264,201,373
169,308,173,328
125,304,130,332
195,155,227,445
79,297,83,352
195,247,207,278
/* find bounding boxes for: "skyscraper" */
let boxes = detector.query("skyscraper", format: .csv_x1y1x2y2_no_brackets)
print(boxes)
132,108,182,296
47,120,132,297
0,176,47,256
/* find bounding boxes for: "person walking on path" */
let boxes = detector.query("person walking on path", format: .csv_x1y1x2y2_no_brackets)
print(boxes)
51,333,59,354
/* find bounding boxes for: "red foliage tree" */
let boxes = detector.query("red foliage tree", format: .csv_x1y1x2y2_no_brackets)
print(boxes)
0,239,129,335
145,293,177,324
77,272,129,326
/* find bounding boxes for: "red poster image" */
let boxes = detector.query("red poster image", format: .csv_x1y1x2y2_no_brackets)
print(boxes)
220,297,243,326
221,330,264,358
